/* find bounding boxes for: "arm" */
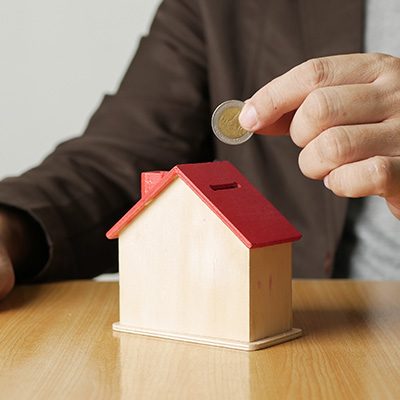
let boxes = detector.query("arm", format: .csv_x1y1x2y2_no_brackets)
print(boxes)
0,0,212,288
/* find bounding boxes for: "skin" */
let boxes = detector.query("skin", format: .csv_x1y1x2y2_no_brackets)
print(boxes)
0,208,47,300
239,53,400,219
0,245,14,301
0,212,17,300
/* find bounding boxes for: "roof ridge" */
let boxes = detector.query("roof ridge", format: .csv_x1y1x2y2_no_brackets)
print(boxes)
106,162,301,247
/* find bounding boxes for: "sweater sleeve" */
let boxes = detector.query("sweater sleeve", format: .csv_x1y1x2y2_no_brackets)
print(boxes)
0,0,213,282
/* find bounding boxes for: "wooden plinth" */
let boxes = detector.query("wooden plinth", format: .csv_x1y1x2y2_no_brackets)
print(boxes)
113,322,302,351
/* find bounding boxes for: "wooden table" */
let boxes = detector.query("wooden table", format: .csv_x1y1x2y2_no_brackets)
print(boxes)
0,280,399,399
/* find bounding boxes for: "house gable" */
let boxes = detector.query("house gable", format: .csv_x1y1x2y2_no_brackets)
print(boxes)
119,177,251,341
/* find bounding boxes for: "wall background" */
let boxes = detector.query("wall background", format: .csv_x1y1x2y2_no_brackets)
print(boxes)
0,0,161,179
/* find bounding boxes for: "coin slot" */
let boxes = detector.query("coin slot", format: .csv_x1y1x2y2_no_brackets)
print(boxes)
210,182,240,191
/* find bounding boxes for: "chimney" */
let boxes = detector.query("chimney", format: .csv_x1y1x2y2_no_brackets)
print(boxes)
141,171,168,197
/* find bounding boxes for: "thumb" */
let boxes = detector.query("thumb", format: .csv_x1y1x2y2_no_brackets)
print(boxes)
0,243,15,300
239,107,295,136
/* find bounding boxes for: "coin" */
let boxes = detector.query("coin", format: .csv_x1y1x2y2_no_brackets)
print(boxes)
211,100,253,145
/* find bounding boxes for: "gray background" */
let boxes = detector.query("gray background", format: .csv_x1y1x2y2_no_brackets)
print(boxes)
0,0,161,179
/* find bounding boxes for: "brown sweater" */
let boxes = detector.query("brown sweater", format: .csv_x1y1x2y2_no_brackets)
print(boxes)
0,0,364,281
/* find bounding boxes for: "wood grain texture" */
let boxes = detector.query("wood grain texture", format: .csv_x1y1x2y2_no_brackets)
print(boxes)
119,178,250,342
1,280,400,399
249,243,293,341
113,323,301,351
118,179,296,348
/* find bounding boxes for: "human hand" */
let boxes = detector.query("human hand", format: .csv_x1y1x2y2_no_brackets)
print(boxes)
239,53,400,219
0,207,48,300
0,215,16,300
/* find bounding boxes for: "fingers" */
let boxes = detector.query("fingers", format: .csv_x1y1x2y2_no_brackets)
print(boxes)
290,83,388,147
239,53,400,219
387,198,400,219
324,156,400,199
0,243,15,300
239,53,384,132
256,111,295,135
299,120,400,179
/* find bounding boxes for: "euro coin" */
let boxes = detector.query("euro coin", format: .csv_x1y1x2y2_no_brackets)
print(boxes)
211,100,253,145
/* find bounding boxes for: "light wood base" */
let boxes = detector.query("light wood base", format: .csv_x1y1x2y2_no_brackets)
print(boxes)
113,322,302,351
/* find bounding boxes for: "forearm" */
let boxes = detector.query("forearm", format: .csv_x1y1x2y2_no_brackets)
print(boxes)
0,0,211,283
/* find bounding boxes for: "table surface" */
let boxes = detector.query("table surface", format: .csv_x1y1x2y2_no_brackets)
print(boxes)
0,280,399,400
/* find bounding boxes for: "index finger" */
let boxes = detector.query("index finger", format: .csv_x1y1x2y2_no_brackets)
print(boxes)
239,53,383,133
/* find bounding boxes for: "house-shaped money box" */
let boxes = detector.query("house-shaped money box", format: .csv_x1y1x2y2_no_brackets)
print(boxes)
107,161,302,351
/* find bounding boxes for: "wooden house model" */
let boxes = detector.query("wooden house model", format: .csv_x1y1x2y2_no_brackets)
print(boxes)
107,161,302,351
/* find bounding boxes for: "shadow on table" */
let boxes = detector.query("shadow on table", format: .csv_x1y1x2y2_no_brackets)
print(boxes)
293,281,400,338
0,284,46,312
293,307,372,338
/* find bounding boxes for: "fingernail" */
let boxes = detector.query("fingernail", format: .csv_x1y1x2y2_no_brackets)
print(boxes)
239,102,258,131
324,176,330,189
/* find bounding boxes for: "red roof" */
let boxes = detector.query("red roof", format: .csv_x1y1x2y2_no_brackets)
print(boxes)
106,161,301,248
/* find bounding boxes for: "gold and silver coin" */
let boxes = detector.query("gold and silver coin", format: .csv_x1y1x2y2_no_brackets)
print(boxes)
211,100,253,145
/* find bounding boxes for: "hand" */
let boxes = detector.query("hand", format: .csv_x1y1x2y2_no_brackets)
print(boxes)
0,245,14,300
0,207,48,300
239,53,400,219
0,216,16,300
